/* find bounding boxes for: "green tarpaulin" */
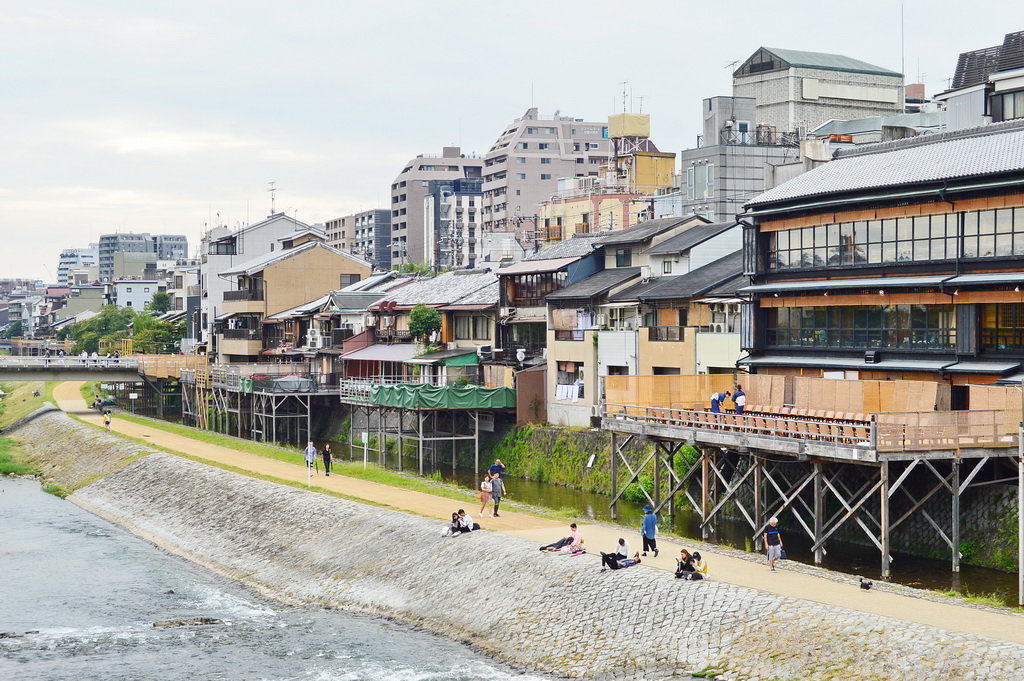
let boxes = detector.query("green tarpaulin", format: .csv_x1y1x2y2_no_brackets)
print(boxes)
444,352,478,367
369,383,516,409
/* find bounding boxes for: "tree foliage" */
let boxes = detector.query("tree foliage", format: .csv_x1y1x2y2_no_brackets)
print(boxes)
393,261,434,276
146,291,172,313
60,305,184,354
4,320,23,339
408,303,441,341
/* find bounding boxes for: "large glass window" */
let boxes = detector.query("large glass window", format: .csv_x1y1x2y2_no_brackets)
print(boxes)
981,303,1024,351
767,207,1024,271
765,304,955,350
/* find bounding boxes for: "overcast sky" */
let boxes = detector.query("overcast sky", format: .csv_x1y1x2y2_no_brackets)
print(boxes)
0,1,1014,282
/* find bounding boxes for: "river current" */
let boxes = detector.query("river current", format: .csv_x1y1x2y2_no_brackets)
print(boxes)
0,478,551,681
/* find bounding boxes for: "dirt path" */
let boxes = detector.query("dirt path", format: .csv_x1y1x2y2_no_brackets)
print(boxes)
52,381,1024,643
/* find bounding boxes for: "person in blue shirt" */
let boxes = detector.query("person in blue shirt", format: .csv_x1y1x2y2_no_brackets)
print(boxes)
641,505,658,557
488,458,506,476
709,391,731,414
732,386,746,415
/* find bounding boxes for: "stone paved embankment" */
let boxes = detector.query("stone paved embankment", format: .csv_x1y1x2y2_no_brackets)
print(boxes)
14,410,1024,680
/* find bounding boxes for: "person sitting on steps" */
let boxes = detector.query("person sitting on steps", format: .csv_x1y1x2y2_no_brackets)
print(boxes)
539,523,581,552
675,549,694,578
600,552,642,571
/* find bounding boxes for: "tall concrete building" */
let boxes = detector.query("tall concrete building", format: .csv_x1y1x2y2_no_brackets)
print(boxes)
326,209,391,270
56,245,98,285
97,233,188,282
389,147,482,266
423,178,483,269
480,108,614,235
667,47,905,223
732,47,904,136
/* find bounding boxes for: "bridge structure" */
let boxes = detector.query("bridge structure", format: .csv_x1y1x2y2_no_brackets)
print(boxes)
0,355,142,383
601,381,1024,597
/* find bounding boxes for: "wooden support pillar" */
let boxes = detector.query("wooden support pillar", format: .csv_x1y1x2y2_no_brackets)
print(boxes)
473,410,479,477
610,433,618,520
951,459,961,573
653,445,661,514
813,461,824,565
701,447,710,540
1018,445,1023,606
398,408,404,472
880,460,891,578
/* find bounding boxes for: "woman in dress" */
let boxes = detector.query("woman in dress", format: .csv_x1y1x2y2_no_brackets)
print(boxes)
479,472,493,516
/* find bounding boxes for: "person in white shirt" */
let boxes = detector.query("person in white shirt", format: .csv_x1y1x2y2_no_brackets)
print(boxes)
457,509,480,531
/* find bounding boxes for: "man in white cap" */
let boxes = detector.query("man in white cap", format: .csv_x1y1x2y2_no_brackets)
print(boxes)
764,517,784,572
304,441,317,484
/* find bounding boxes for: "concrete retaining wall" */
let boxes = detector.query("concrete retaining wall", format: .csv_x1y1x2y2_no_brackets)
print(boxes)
13,411,1024,680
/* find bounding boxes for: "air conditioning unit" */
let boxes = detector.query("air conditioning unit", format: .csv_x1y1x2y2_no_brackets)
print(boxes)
364,313,377,326
477,344,493,358
500,306,516,318
640,265,652,281
446,341,458,350
382,316,395,327
307,335,322,350
865,350,881,364
711,323,724,333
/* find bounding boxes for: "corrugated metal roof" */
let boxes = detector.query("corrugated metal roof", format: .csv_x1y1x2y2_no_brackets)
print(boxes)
341,344,418,361
498,257,580,275
642,222,738,255
611,251,743,302
758,47,901,77
747,122,1024,208
546,267,641,301
327,291,387,312
524,233,602,261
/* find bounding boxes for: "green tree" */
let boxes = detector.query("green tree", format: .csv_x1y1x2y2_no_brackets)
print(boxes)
408,303,441,341
394,261,434,276
65,305,137,353
146,291,172,313
132,318,185,353
5,320,23,339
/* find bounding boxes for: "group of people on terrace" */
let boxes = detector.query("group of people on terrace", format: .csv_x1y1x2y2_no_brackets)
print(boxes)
710,385,745,414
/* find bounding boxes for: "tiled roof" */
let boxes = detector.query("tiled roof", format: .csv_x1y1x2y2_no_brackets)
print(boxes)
595,216,704,246
746,121,1024,208
546,267,641,301
756,47,901,77
376,270,497,307
610,250,743,302
525,233,602,261
642,222,737,255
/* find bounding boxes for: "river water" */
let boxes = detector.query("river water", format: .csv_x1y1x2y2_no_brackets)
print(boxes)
0,478,552,681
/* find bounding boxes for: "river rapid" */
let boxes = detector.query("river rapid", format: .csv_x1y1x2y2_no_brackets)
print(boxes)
0,477,551,681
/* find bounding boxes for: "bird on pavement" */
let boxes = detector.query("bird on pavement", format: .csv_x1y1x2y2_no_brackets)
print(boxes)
859,578,873,591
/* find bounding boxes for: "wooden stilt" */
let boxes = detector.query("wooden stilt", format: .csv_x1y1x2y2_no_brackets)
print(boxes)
881,460,891,578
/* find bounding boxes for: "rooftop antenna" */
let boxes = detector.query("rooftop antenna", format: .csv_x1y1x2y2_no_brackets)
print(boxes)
637,96,647,114
619,81,629,113
724,60,739,70
268,181,277,216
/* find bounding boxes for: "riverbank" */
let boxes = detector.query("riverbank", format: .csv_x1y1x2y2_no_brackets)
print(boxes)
9,382,1024,679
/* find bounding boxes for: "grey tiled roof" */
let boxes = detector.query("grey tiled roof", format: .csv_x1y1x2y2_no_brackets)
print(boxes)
642,222,737,255
525,233,602,261
546,267,642,301
377,270,497,306
747,121,1024,208
610,250,743,302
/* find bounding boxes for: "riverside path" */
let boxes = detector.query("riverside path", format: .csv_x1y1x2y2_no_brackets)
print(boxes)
52,381,1024,647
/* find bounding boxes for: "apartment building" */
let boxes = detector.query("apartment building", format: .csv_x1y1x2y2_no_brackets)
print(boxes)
325,209,392,270
423,178,483,269
480,108,614,236
97,233,188,282
389,147,483,266
56,246,98,286
936,30,1024,131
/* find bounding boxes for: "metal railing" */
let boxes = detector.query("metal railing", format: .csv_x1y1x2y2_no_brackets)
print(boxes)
339,373,480,402
0,356,140,370
222,328,260,340
647,326,688,342
603,404,1020,454
223,289,263,302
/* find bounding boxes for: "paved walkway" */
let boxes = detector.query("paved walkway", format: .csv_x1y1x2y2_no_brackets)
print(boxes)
54,381,1024,644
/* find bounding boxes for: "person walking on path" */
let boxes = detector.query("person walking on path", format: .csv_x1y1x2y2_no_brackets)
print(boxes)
490,471,506,517
709,390,731,414
764,516,784,572
479,472,493,516
641,505,658,557
321,443,333,476
103,410,112,432
304,441,317,485
732,385,746,415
